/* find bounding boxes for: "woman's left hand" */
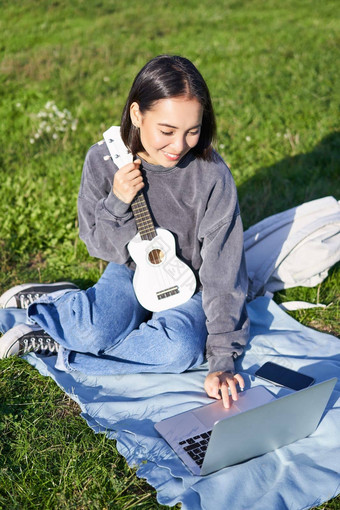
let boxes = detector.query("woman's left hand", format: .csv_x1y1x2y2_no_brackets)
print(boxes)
204,371,245,409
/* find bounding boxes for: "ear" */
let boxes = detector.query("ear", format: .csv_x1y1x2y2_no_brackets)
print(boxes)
130,102,142,127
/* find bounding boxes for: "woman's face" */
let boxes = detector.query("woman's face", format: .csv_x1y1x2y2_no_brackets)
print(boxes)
130,96,203,167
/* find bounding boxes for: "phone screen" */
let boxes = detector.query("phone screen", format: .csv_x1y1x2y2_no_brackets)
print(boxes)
255,362,314,390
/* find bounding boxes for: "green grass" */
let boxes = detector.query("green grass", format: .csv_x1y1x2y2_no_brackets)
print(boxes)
0,358,171,509
0,0,339,508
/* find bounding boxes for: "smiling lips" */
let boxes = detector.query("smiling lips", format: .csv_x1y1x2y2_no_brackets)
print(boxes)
163,151,182,161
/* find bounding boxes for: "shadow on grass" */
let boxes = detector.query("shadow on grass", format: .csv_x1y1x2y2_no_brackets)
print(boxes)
238,131,340,229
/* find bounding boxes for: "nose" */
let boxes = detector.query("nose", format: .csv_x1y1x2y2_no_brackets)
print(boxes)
171,135,187,154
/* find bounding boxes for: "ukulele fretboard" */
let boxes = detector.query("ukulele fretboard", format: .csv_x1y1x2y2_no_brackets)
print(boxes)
131,193,157,241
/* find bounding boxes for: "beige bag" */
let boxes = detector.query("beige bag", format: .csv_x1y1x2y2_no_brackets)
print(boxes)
244,196,340,304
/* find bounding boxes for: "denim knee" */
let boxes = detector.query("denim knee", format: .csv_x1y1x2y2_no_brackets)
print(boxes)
162,329,206,373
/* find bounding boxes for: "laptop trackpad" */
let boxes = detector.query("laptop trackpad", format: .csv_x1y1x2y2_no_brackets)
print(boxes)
192,386,275,429
235,386,275,410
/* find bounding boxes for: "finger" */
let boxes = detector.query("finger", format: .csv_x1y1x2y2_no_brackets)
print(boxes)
220,382,231,409
207,378,222,399
126,170,143,182
112,177,144,204
120,160,141,174
133,180,145,194
234,373,245,390
225,377,239,402
115,171,143,194
130,159,141,173
114,177,142,194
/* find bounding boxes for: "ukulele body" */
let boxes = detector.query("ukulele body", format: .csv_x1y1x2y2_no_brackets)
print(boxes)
128,227,197,312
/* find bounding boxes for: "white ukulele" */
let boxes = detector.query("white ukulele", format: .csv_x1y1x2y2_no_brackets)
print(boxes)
103,126,197,312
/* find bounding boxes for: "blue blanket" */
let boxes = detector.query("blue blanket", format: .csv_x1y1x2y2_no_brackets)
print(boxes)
1,296,339,509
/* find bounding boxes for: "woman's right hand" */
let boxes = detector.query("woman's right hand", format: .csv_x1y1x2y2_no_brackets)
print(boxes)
112,159,144,204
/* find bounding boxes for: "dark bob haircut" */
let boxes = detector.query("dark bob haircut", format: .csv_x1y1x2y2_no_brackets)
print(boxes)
120,55,216,161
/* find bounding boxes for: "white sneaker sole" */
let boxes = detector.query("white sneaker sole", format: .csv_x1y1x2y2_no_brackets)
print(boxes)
0,282,78,308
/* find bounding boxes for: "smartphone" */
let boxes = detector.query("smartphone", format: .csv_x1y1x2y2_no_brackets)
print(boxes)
255,361,315,390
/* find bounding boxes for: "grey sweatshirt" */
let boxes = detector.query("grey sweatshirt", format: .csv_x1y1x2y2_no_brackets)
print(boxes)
78,141,250,374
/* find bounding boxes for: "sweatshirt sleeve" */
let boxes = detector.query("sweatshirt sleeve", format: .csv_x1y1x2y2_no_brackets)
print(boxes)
198,168,250,374
77,143,138,263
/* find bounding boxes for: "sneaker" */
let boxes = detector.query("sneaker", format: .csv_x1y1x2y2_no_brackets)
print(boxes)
0,282,79,309
0,324,59,358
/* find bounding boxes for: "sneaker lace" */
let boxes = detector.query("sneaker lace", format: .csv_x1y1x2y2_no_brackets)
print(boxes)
22,335,59,355
19,293,43,308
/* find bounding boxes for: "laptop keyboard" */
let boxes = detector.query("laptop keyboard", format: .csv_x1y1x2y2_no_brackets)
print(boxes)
179,430,212,467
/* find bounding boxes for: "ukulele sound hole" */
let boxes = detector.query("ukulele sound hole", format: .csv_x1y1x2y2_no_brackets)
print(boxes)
148,249,165,265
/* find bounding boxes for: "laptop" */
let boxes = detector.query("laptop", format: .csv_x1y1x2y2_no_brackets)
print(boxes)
154,378,336,476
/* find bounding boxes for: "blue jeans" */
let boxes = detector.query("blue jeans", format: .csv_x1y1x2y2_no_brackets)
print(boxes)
27,262,207,375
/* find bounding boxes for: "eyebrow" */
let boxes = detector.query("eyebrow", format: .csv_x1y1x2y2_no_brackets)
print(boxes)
157,123,202,130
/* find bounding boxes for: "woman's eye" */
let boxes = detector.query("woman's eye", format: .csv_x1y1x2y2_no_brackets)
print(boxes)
189,130,200,136
161,130,173,136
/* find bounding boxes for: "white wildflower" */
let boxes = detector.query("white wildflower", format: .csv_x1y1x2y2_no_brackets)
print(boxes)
31,101,78,142
245,136,251,142
283,130,299,150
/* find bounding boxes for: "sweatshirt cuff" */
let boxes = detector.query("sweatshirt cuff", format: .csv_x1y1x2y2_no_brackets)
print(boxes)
104,191,131,218
207,354,235,374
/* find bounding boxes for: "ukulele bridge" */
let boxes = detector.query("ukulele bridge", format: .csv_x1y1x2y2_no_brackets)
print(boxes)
156,286,180,300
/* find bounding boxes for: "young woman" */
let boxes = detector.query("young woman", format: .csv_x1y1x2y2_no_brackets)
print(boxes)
0,55,249,408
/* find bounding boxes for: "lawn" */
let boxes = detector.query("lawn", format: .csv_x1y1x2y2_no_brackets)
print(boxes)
0,0,339,508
